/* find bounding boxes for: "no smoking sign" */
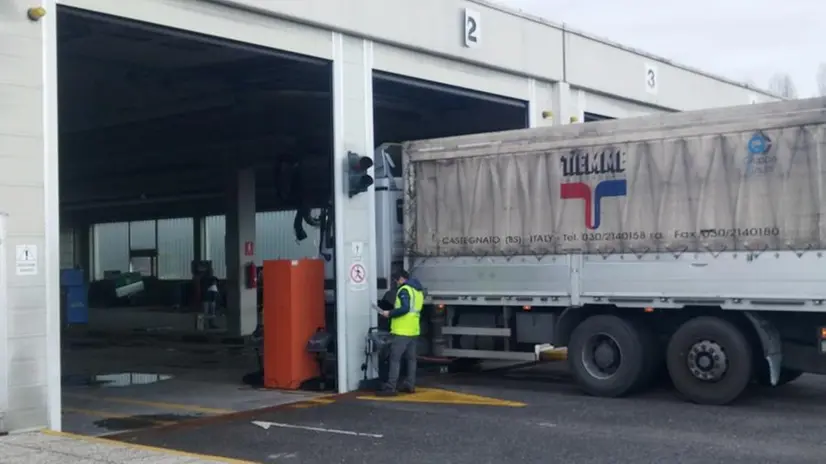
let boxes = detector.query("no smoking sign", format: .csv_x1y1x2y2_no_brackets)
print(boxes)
349,262,367,290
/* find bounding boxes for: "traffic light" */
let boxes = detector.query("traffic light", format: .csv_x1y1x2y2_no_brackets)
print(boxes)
347,151,373,197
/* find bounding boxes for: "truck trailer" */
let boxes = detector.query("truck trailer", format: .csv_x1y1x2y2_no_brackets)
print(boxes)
370,96,826,405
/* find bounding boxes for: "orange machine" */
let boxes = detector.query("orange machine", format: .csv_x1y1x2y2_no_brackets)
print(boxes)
262,258,326,390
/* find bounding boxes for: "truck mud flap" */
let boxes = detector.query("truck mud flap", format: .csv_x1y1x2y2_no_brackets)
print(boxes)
744,312,782,386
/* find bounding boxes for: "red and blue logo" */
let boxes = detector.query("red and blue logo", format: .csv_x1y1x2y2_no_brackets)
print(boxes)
560,179,627,230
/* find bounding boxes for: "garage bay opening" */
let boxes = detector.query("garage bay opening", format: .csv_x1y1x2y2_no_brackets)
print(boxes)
57,6,335,435
369,72,530,378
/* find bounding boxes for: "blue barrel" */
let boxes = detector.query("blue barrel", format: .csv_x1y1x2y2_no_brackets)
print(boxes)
60,268,88,324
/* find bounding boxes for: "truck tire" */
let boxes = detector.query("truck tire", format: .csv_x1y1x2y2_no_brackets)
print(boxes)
666,317,753,405
568,315,647,398
755,367,803,387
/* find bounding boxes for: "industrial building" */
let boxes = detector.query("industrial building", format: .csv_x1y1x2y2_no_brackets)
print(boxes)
0,0,778,434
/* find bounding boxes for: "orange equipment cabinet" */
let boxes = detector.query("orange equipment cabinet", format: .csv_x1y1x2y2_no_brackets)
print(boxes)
262,258,326,390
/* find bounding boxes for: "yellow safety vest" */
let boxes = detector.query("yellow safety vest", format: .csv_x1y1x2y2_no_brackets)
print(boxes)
391,284,424,336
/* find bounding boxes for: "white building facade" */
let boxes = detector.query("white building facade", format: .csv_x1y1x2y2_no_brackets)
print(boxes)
0,0,778,433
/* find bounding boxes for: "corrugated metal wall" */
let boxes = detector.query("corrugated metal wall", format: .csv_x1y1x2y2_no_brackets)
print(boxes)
158,218,194,280
93,222,129,280
258,209,322,260
205,210,321,278
92,210,321,280
204,215,226,279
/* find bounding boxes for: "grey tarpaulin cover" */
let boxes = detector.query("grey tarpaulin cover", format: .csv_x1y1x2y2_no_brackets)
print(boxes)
403,99,826,257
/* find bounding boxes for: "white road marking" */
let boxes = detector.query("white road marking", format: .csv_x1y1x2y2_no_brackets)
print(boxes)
252,421,383,438
268,452,298,460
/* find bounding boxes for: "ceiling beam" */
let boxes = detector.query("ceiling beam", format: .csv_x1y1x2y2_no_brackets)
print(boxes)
61,95,330,145
60,128,330,178
61,188,328,226
61,149,332,203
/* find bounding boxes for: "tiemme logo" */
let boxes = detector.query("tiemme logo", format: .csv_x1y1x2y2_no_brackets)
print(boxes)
559,149,627,230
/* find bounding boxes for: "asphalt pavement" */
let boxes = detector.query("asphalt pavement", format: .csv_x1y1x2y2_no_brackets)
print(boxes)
107,363,826,464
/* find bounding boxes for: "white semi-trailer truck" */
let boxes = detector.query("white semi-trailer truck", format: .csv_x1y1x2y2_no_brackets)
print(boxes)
369,96,826,405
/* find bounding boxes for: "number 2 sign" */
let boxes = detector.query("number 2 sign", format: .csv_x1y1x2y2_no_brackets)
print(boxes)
464,8,481,48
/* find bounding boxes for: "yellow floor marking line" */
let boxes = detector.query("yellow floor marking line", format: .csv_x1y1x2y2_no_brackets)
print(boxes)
306,397,336,404
63,392,234,415
265,389,336,397
62,407,176,425
357,387,526,407
285,397,336,409
41,429,260,464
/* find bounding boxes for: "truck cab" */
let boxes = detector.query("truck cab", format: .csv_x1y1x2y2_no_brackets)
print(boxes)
373,143,406,297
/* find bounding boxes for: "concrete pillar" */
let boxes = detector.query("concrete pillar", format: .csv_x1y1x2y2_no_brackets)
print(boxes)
223,169,257,336
528,78,555,128
552,81,572,125
192,216,203,263
0,0,65,432
573,88,586,123
332,33,377,392
552,81,585,125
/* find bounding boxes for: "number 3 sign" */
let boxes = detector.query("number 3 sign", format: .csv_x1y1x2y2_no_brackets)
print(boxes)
464,8,481,48
644,63,659,94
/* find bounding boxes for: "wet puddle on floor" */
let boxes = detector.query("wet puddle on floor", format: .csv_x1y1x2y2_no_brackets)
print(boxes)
93,413,201,431
61,372,174,387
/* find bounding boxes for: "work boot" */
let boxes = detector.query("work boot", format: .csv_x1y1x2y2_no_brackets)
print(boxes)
376,383,399,396
399,384,415,394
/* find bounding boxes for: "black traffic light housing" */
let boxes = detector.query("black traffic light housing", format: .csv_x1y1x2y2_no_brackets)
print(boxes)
347,151,374,197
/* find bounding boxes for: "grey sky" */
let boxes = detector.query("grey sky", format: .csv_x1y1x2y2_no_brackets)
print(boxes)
496,0,824,97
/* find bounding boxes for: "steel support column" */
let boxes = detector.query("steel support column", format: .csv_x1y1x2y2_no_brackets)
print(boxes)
332,32,377,393
224,169,257,336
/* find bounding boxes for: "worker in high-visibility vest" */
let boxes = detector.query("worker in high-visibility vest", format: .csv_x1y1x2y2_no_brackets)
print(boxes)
377,269,424,396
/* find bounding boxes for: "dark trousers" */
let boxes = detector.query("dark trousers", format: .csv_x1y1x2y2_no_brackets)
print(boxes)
385,334,417,390
202,291,218,317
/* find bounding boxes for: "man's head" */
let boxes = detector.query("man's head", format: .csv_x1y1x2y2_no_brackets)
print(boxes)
393,269,410,286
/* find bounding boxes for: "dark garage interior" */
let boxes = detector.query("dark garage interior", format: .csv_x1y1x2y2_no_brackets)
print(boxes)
55,6,528,436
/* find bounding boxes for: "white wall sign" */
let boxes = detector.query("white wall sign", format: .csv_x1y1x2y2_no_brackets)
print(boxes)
463,8,481,48
15,244,37,276
351,241,364,261
644,63,658,95
348,262,367,291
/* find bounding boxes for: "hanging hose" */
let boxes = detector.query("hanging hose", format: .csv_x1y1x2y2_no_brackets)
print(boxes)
293,210,308,241
318,206,333,261
293,207,323,242
290,205,334,262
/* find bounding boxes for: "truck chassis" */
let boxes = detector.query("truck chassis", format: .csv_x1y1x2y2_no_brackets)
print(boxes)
413,252,826,405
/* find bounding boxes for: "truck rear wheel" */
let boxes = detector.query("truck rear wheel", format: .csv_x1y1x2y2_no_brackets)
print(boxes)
666,317,753,405
568,315,648,398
